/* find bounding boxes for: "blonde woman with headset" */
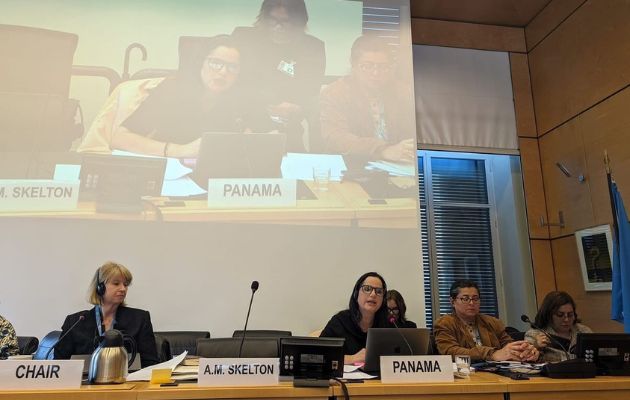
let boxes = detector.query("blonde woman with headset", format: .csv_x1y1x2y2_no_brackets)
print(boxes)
54,262,159,367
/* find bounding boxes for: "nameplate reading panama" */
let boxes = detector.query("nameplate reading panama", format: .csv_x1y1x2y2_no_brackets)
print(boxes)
0,360,84,390
198,358,279,386
380,355,453,383
207,179,296,208
0,180,79,212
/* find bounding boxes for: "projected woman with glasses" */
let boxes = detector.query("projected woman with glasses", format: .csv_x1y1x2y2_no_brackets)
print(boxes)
105,35,251,158
434,280,539,362
320,35,416,162
320,272,391,364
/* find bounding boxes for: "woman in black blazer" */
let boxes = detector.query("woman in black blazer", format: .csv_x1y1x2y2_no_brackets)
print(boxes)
54,262,159,367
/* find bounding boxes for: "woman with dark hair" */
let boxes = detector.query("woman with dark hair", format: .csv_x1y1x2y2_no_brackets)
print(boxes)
320,272,390,364
386,289,417,328
110,35,248,158
434,280,539,361
232,0,325,151
525,291,592,362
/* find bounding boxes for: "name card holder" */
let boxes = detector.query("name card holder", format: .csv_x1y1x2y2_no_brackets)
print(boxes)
0,360,84,390
207,179,296,208
198,358,279,386
380,355,454,383
0,179,79,212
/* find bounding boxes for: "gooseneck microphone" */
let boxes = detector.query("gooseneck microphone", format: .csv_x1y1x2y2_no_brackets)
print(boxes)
389,315,414,356
238,280,259,358
44,314,85,360
520,314,570,359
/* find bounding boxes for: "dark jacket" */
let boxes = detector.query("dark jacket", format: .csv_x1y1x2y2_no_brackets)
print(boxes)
54,306,159,368
320,309,391,355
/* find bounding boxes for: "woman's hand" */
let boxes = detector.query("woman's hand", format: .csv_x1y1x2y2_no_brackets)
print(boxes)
535,332,550,348
344,348,366,365
381,138,416,163
167,138,201,158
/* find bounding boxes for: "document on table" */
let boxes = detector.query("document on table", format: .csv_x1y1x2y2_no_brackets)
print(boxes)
126,351,188,381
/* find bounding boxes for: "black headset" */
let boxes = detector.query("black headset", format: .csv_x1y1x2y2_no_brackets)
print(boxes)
95,267,106,297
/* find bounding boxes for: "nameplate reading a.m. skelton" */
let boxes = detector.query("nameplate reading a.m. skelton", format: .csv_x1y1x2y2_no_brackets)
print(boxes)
0,180,79,212
198,358,279,387
0,360,84,390
207,179,296,208
380,355,453,383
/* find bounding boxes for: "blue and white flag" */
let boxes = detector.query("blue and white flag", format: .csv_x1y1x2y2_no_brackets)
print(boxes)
611,182,630,332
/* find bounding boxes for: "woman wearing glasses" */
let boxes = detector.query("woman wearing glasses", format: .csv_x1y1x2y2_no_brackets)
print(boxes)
434,280,539,362
386,290,417,328
320,272,390,364
525,291,591,362
108,35,250,158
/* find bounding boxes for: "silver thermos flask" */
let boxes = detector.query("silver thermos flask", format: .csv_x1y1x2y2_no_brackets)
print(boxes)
88,329,137,384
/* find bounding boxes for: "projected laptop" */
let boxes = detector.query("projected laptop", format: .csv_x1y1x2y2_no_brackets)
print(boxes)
363,328,431,373
192,132,286,187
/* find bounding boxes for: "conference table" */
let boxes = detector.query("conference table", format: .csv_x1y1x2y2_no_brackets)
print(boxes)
0,180,419,229
4,373,630,400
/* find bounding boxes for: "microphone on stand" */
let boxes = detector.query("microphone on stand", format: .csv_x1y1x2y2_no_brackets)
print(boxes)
238,280,259,358
520,314,570,359
389,314,414,355
44,314,85,360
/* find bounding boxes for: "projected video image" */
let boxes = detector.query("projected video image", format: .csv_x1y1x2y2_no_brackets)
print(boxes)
0,0,417,225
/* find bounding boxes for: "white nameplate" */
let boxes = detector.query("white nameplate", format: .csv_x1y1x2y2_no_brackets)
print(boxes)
0,360,84,390
0,180,79,212
380,355,454,383
198,358,279,387
207,179,296,208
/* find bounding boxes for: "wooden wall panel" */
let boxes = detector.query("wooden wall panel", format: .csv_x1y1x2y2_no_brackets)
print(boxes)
519,138,550,239
528,0,630,135
539,121,594,237
525,0,586,51
530,239,556,305
581,87,630,222
552,236,623,332
510,53,537,138
411,18,526,52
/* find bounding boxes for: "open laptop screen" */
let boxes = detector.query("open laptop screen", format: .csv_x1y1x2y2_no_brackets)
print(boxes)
363,328,431,373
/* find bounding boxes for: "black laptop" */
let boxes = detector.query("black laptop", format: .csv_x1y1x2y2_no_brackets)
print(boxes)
363,328,431,373
192,132,286,187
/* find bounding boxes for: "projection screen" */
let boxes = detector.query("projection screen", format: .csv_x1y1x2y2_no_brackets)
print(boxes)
0,0,422,339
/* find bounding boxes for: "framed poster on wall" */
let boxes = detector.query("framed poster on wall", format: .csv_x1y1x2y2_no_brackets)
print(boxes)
575,225,613,291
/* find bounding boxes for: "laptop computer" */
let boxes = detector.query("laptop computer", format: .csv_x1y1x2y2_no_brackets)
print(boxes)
363,328,431,373
192,132,286,187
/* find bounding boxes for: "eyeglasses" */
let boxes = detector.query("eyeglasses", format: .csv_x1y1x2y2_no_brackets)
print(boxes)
554,311,575,320
456,296,481,304
205,58,240,74
358,62,392,74
388,307,400,314
360,284,384,296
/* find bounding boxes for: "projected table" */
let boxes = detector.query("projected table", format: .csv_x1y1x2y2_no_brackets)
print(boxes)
0,181,418,228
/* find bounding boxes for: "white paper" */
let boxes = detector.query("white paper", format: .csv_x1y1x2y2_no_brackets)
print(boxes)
161,176,206,197
366,160,415,177
126,351,187,381
281,153,346,181
53,164,81,181
112,150,193,181
343,371,377,380
344,365,361,373
0,360,83,390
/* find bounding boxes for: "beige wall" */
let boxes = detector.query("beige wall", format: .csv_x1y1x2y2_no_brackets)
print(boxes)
412,0,630,331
